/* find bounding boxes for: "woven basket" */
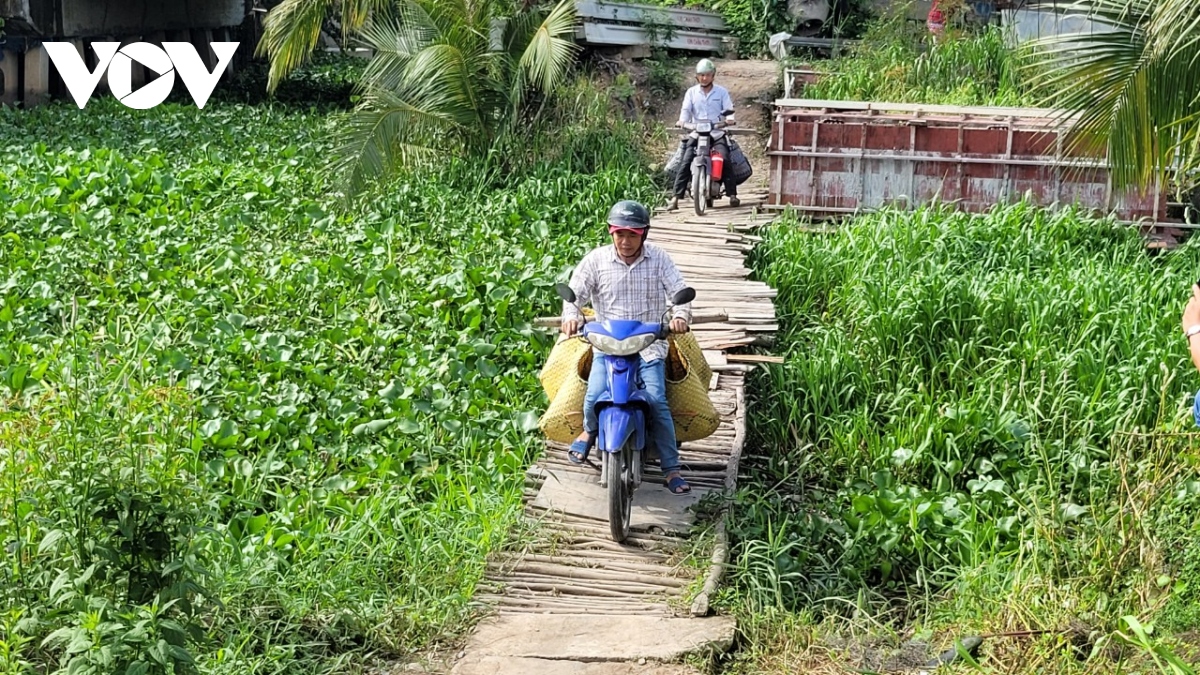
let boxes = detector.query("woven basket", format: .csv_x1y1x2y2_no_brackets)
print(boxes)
538,330,720,444
538,334,592,443
540,374,589,442
666,333,720,442
539,334,593,403
666,332,711,386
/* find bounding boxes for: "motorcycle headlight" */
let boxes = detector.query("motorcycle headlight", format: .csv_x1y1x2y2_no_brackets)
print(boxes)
695,121,712,133
587,332,657,356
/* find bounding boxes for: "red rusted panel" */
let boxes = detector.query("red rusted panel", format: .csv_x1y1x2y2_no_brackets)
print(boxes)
1011,165,1055,204
866,124,909,151
769,101,1169,222
1013,130,1054,156
916,127,958,154
783,119,810,149
962,128,1006,155
818,122,855,149
913,159,958,203
915,168,956,204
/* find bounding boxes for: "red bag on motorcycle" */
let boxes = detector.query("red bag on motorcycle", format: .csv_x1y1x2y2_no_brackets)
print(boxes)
710,152,724,182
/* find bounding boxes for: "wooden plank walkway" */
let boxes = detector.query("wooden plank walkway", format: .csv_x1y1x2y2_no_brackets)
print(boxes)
449,188,777,675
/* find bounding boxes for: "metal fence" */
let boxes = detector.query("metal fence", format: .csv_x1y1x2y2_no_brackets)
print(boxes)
767,99,1168,223
574,1,729,53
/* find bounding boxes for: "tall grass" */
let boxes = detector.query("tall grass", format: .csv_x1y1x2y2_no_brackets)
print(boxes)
727,202,1200,672
801,13,1031,106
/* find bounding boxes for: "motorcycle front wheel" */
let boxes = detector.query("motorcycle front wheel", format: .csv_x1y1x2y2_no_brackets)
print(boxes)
692,167,707,216
605,443,633,542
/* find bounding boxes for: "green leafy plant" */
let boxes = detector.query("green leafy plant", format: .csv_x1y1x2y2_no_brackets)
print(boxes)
644,51,684,103
0,76,658,673
709,0,793,58
640,8,679,47
259,0,580,195
726,200,1200,671
802,13,1030,106
640,0,790,58
1108,616,1197,675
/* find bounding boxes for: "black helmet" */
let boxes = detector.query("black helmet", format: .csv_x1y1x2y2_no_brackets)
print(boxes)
607,200,651,231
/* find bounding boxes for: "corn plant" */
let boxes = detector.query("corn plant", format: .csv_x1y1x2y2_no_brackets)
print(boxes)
730,201,1200,670
802,14,1032,106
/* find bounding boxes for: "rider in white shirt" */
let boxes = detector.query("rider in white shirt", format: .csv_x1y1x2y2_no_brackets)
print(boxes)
668,59,739,211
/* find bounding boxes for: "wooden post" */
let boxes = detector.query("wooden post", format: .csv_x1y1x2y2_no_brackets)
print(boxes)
220,28,236,76
195,29,217,71
60,39,87,100
0,50,18,106
24,44,50,106
91,40,118,94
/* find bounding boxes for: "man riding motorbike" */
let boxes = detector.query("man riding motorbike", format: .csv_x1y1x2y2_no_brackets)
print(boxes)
668,58,740,211
560,200,693,495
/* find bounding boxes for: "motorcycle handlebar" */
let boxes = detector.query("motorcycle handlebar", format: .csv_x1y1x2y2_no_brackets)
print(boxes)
678,122,730,131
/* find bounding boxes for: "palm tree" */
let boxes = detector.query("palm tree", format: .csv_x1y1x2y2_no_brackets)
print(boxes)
258,0,578,193
1021,0,1200,194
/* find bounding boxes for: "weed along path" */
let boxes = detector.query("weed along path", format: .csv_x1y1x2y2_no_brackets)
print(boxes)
446,187,777,675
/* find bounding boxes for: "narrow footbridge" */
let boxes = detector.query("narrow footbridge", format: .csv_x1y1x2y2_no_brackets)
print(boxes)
448,187,779,675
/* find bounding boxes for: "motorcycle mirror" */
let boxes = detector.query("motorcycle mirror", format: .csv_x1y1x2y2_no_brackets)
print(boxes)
671,287,696,305
555,283,577,303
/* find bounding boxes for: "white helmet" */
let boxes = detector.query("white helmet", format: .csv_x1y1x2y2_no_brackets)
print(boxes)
695,59,716,75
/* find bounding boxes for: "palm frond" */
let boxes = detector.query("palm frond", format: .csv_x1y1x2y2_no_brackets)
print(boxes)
409,43,492,130
332,84,460,195
259,0,391,92
517,0,578,94
320,0,582,194
1022,0,1200,189
258,0,334,92
356,4,440,94
1147,0,1200,63
339,0,387,40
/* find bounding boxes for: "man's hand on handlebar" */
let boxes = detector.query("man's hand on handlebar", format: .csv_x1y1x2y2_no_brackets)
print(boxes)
561,318,583,336
669,317,689,334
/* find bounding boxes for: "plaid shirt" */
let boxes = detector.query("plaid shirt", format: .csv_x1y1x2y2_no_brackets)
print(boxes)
562,242,693,362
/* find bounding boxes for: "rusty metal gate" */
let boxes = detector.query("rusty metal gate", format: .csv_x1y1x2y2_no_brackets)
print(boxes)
574,1,728,53
768,99,1167,222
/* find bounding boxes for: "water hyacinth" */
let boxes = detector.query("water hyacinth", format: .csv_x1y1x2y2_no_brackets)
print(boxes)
0,88,658,674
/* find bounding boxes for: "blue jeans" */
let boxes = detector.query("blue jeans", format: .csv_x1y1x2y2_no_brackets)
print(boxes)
1193,390,1200,427
583,354,681,474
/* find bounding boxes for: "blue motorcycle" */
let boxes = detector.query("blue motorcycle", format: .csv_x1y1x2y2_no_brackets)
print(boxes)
555,283,696,542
